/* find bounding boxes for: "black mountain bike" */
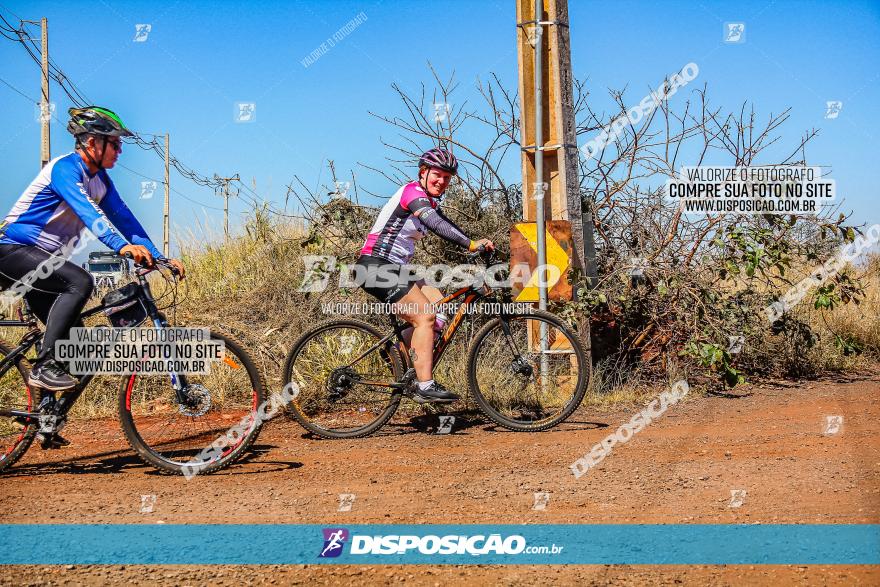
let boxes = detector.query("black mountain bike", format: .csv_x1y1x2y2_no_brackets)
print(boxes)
0,258,265,475
282,250,589,438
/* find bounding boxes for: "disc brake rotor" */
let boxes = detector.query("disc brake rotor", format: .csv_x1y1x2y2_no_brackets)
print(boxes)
178,384,212,417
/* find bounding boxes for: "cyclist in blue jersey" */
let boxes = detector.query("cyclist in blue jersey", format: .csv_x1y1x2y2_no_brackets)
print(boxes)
0,106,185,399
356,148,494,403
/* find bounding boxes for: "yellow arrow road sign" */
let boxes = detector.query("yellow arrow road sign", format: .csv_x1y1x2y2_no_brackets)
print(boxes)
511,222,572,302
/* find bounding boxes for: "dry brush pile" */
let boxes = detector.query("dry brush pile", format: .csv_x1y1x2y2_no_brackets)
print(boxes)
55,70,876,412
170,69,879,395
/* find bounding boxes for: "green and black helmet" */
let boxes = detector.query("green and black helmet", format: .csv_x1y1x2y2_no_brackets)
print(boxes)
67,106,134,138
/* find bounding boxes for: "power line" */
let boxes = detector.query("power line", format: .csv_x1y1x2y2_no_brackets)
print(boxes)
215,174,240,240
0,75,37,103
9,17,92,106
171,186,224,211
0,9,222,189
0,2,24,21
0,8,290,244
233,178,263,208
115,162,224,210
234,178,303,218
126,134,219,187
2,8,285,231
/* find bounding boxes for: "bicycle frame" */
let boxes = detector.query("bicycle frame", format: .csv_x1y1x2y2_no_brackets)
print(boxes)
0,321,41,390
426,283,492,366
0,305,47,421
341,280,500,390
0,264,190,421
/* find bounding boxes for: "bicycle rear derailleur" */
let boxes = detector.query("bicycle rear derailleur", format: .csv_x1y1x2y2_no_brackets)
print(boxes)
327,367,361,401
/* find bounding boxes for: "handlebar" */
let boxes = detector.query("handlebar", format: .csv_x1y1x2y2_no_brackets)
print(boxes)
466,245,500,266
122,252,180,276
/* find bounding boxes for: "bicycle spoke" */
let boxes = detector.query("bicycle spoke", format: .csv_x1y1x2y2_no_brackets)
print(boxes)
120,332,264,473
285,320,402,438
470,312,586,430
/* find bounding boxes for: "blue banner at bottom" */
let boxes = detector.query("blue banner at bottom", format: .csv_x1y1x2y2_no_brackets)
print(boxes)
1,524,877,565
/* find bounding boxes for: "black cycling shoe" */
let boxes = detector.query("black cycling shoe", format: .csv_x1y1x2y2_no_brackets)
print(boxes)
28,359,76,391
412,381,460,404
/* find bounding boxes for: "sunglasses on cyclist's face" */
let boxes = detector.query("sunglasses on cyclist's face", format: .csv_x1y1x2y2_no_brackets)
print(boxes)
105,139,122,151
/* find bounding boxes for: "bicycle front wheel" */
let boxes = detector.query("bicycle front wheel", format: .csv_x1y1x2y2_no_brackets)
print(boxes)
0,342,37,473
118,330,266,475
468,309,588,431
283,319,404,439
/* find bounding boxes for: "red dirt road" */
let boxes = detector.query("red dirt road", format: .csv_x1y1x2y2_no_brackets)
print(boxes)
1,370,878,585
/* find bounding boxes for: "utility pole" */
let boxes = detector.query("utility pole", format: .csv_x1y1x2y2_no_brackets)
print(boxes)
516,0,597,285
163,133,170,257
516,0,596,361
214,174,240,241
39,17,50,168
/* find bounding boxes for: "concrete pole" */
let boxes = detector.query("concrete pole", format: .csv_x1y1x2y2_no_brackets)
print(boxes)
163,134,170,257
39,18,50,168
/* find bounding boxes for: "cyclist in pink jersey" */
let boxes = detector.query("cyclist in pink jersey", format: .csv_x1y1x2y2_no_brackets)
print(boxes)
356,148,493,403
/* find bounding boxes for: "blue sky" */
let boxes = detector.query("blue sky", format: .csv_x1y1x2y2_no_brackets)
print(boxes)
1,0,878,258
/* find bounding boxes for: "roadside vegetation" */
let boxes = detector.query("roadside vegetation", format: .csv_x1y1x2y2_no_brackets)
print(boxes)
3,69,877,418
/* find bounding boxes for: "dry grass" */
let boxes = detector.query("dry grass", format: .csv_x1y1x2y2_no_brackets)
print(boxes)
747,254,880,377
0,213,876,421
581,356,696,412
816,254,880,357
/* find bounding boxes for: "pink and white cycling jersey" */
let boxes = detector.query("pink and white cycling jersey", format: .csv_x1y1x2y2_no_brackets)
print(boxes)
360,181,438,264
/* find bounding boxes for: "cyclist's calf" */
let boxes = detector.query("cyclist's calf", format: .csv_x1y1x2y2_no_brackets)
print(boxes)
401,311,435,329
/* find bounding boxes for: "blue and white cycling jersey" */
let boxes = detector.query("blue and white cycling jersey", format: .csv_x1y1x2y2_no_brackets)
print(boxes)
0,152,163,259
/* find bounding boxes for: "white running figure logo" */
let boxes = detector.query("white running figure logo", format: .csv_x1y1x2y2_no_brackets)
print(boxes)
321,530,346,557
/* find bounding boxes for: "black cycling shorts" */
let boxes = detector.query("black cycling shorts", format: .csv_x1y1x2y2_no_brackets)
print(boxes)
0,243,94,361
354,255,422,304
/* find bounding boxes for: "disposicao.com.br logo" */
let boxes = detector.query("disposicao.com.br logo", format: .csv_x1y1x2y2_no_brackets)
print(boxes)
319,528,349,558
318,528,563,558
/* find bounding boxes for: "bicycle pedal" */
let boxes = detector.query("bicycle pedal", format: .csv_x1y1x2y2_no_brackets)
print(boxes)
38,414,60,434
37,433,71,450
409,393,432,405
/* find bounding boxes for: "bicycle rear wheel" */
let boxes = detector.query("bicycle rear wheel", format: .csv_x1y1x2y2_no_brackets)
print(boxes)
283,319,404,439
118,330,266,475
0,341,37,473
468,309,588,431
